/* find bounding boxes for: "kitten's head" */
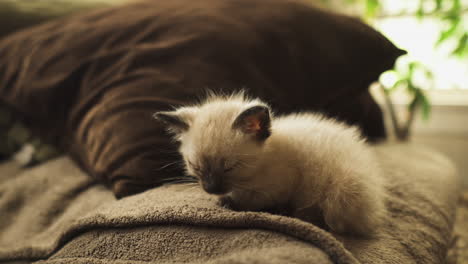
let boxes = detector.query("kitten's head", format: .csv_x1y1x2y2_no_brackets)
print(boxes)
154,94,271,195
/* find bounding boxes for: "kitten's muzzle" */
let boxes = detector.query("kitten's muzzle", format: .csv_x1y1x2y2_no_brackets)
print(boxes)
202,174,228,195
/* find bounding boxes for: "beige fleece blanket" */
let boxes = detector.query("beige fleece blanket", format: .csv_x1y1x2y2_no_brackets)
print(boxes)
0,143,461,264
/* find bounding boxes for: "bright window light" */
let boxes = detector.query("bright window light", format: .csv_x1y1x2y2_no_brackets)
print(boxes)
374,1,468,90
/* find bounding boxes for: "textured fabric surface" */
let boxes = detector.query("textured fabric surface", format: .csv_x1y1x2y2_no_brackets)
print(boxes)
0,0,405,197
0,143,460,264
447,191,468,264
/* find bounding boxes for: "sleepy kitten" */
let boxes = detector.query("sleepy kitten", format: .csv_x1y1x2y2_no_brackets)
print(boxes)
154,93,386,236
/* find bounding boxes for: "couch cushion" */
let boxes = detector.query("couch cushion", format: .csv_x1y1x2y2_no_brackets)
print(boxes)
0,0,405,197
0,144,461,263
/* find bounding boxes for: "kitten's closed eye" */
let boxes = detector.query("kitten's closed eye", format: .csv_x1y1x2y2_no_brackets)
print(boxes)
223,161,242,173
188,160,202,173
223,166,235,173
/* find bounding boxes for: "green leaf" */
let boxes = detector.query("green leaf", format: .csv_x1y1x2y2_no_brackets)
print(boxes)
452,0,461,12
408,93,420,113
436,19,460,46
424,68,434,81
435,0,443,11
387,79,407,93
406,80,418,94
408,61,434,89
409,89,431,121
365,0,379,19
452,33,468,57
416,0,424,19
419,91,431,121
408,62,418,76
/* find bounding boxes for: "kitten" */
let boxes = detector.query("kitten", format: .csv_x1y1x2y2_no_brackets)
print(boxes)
154,93,386,236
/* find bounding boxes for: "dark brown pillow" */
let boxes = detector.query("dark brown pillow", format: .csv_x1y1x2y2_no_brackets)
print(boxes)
0,0,405,197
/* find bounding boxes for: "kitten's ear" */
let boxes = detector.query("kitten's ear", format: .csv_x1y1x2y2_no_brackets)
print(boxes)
232,105,271,140
153,107,197,134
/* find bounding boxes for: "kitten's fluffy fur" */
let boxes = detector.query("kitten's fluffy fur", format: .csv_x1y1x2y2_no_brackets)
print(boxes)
155,93,386,236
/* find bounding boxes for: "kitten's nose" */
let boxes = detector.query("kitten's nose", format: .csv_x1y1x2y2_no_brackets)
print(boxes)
202,176,227,195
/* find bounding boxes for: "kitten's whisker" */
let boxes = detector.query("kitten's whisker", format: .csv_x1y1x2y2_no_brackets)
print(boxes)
167,179,198,183
235,153,255,157
158,176,195,180
163,181,199,186
153,161,185,171
158,176,198,184
173,182,199,186
237,161,254,169
187,185,201,191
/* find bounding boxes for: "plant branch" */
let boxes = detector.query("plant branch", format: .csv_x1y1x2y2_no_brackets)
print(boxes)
403,102,417,140
378,83,404,140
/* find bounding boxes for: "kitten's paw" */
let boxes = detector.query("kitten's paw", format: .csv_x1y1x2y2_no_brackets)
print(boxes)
217,191,272,212
217,196,238,210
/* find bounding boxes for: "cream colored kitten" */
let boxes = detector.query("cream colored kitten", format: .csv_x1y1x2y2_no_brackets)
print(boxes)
154,93,386,236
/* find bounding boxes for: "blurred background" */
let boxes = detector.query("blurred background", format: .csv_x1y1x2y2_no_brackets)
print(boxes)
318,0,468,187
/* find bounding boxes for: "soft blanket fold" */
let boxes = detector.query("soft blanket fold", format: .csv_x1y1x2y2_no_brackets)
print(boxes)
0,143,461,264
